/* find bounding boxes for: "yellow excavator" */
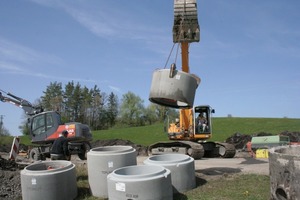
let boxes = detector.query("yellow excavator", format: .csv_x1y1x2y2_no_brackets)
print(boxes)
149,0,235,159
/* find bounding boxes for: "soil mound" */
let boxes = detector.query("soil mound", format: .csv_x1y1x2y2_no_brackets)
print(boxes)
226,131,300,150
280,131,300,143
0,156,22,199
225,132,252,149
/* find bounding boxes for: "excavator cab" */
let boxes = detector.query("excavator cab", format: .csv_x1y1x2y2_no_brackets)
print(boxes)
166,105,214,141
193,105,215,139
30,110,92,143
30,111,63,143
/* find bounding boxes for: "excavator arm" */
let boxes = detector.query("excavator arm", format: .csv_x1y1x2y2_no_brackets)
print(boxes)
173,0,200,131
0,89,43,116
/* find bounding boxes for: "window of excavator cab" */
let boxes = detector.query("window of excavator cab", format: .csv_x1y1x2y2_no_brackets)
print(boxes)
46,113,54,129
55,112,62,125
32,114,45,136
32,113,54,136
195,109,210,133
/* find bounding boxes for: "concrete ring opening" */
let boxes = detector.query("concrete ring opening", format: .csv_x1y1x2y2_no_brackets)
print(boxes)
276,187,288,200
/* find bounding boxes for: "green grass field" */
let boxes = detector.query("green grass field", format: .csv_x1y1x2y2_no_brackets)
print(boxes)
3,117,299,147
75,166,270,200
91,117,300,146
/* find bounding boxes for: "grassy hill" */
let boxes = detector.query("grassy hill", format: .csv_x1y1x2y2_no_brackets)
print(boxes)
92,117,300,146
212,117,300,141
2,117,299,147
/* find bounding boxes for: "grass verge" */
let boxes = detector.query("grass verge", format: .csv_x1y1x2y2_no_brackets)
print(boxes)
75,165,270,200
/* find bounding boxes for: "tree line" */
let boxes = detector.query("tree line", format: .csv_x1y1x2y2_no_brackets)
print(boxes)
18,81,177,135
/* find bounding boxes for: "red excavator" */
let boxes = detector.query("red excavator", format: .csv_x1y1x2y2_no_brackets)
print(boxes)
0,89,92,161
148,0,235,159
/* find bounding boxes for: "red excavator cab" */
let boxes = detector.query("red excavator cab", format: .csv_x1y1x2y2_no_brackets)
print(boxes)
30,111,92,144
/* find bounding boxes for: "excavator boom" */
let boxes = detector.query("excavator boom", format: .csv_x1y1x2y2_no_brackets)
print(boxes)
0,89,42,116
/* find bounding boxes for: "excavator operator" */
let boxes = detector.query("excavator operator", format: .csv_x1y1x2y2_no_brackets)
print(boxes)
50,130,70,160
197,112,207,133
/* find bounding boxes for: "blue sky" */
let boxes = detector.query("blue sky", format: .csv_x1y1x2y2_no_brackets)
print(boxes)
0,0,299,136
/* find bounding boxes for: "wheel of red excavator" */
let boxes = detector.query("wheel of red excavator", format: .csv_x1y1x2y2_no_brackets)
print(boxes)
29,148,42,161
78,142,91,160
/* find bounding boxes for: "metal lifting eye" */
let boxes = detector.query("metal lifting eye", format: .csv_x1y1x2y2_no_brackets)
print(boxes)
169,63,176,78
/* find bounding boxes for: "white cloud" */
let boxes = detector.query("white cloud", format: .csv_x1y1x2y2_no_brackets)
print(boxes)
63,5,116,38
0,38,41,65
0,61,24,73
108,85,122,93
0,37,98,83
0,37,64,66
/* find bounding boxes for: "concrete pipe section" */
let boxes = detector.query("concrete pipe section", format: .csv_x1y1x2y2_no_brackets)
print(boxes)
144,154,196,193
107,165,173,200
21,160,77,200
149,68,200,108
269,145,300,200
87,145,137,198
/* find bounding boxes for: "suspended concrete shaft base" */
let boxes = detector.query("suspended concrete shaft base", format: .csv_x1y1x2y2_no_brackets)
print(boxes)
149,69,200,108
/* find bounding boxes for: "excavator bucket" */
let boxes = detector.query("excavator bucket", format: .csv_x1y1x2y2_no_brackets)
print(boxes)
173,0,200,43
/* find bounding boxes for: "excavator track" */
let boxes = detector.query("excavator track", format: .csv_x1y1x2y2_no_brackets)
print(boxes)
148,141,236,159
216,142,236,158
148,141,205,159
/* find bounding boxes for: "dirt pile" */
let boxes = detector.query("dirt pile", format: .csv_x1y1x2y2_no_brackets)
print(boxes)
280,131,300,143
225,133,252,149
0,156,22,199
0,156,19,171
226,131,300,149
226,132,274,149
0,143,28,154
0,144,11,153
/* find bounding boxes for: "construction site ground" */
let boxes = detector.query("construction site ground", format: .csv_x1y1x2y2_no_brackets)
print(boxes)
0,148,269,200
4,131,300,199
